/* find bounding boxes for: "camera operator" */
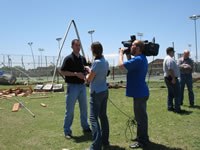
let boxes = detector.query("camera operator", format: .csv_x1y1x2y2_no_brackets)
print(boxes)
118,40,149,149
59,39,91,139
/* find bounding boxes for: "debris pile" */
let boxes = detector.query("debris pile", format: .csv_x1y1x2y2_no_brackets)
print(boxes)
107,82,126,89
34,84,64,92
0,86,33,99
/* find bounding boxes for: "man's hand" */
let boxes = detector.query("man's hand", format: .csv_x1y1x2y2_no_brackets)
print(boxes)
171,78,176,84
75,72,86,80
119,48,125,55
118,48,125,69
84,66,91,73
182,64,192,69
185,64,192,69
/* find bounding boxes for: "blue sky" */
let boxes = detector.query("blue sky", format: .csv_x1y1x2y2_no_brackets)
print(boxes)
0,0,200,66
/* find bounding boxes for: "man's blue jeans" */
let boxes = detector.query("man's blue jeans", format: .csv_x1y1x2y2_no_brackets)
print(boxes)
134,96,149,145
164,78,181,111
180,74,194,105
89,90,109,150
63,83,90,135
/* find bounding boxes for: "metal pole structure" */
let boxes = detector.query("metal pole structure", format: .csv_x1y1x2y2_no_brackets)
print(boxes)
88,30,95,44
51,20,74,85
73,20,86,57
14,98,36,118
137,32,143,40
189,15,200,63
45,56,48,81
38,55,40,68
188,44,192,51
88,30,95,62
28,42,35,69
51,20,86,85
172,42,175,59
56,37,62,68
38,48,44,67
21,55,25,70
3,54,5,65
56,37,62,50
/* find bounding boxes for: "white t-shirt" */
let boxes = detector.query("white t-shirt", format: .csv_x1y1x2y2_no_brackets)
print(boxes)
163,55,180,77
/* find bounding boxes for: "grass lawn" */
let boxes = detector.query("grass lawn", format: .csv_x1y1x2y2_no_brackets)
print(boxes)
0,82,200,150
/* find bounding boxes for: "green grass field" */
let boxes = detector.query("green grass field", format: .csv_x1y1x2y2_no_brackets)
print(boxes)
0,82,200,150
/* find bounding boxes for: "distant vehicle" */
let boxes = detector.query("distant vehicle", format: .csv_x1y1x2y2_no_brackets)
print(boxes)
0,71,17,85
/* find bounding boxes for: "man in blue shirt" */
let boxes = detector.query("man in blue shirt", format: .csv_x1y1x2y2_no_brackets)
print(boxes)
118,40,149,149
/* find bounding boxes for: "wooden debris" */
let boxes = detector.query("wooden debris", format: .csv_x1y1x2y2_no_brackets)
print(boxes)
17,93,26,97
30,96,51,99
0,86,33,98
12,103,20,112
40,103,47,107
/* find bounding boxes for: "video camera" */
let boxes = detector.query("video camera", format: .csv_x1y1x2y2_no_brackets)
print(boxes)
121,35,159,56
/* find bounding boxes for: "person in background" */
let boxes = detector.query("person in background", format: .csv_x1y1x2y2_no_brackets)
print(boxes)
178,50,194,107
85,41,110,150
163,47,183,113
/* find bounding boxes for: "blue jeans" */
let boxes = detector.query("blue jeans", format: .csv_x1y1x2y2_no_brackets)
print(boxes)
180,74,194,105
164,78,181,111
63,83,90,135
134,96,149,145
90,90,109,150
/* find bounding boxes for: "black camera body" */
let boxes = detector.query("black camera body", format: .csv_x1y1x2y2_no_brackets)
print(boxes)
121,35,159,56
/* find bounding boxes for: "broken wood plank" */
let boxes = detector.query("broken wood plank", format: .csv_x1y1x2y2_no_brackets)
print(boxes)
12,103,20,112
40,103,47,107
30,96,51,99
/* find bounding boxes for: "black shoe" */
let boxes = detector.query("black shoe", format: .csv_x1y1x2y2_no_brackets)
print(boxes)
103,144,110,150
174,109,186,114
131,137,138,142
168,108,174,111
83,128,92,133
129,142,144,149
189,104,194,108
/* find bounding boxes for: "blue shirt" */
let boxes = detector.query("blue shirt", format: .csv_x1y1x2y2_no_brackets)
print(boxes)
123,54,149,98
90,56,109,93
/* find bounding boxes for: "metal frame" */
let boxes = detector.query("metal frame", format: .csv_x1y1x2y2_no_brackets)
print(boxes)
51,20,85,85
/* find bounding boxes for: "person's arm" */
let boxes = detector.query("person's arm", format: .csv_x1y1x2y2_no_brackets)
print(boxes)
168,69,176,84
85,66,96,82
118,48,125,69
177,59,185,69
59,70,85,80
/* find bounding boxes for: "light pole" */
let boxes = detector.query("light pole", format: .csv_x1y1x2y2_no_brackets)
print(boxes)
188,44,192,51
56,37,62,50
137,32,143,40
28,42,35,69
88,30,95,44
38,48,44,67
189,14,200,62
56,37,62,71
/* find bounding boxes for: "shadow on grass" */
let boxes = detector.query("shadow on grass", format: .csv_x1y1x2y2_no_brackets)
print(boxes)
187,105,200,109
143,141,182,150
104,145,126,150
174,110,192,115
72,133,92,143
